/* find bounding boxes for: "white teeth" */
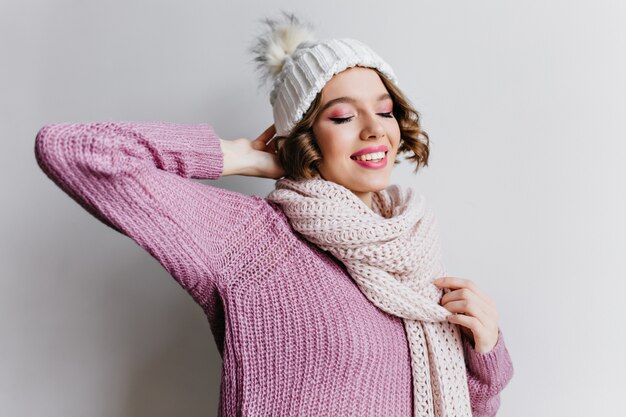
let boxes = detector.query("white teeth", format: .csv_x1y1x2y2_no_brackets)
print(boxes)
353,151,386,161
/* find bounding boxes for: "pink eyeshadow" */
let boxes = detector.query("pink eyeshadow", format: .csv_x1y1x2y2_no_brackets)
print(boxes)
328,110,351,118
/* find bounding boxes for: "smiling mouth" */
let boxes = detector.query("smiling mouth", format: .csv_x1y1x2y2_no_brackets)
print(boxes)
350,151,388,162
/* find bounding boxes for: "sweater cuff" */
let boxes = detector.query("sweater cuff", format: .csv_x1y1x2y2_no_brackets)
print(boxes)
123,121,225,180
463,328,514,388
176,123,224,180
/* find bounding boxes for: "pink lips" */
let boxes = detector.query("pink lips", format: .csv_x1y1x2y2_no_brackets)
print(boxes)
350,145,389,170
352,154,388,169
350,145,389,158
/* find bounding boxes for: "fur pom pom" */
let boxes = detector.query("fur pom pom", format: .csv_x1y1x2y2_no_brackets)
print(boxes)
249,11,315,89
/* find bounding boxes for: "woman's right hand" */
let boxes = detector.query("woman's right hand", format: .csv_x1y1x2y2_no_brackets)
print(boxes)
219,124,285,179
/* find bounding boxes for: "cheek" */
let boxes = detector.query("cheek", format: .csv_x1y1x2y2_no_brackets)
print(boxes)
315,127,352,159
319,142,346,163
390,123,402,148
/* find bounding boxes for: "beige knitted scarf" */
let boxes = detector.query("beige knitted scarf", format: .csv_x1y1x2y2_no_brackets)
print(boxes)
267,177,472,417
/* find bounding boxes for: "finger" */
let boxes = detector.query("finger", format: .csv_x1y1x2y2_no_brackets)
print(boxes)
435,277,496,310
451,302,497,327
447,314,484,337
440,287,472,304
436,277,493,309
251,125,278,153
440,300,489,327
265,137,278,154
434,276,479,292
256,124,276,144
441,288,498,324
440,287,490,311
449,312,500,351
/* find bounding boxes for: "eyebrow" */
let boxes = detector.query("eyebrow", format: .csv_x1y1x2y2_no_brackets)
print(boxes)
320,93,392,112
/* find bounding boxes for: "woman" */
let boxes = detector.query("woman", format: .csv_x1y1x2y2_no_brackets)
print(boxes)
35,13,513,417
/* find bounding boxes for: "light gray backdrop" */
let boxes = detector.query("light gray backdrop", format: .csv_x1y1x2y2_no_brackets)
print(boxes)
2,1,624,416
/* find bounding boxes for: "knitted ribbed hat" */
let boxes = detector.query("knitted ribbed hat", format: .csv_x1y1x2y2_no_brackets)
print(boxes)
250,12,399,136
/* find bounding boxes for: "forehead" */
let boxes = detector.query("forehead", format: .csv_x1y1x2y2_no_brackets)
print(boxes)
320,67,389,103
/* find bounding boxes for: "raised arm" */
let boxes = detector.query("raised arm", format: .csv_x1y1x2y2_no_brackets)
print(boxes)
34,121,272,308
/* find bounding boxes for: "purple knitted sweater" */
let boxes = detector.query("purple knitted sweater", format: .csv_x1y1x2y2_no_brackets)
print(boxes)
35,121,514,416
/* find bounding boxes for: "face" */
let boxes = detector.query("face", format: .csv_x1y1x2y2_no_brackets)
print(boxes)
312,66,401,207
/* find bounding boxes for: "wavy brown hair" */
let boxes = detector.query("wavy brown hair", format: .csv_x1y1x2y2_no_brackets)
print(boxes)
273,67,430,180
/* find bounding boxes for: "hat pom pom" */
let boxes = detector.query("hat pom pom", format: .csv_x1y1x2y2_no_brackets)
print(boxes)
250,12,315,88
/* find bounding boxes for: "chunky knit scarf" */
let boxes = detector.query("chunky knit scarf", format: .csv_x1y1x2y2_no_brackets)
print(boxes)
267,177,472,417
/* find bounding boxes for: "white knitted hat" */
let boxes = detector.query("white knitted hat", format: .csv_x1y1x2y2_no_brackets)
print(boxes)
250,12,399,136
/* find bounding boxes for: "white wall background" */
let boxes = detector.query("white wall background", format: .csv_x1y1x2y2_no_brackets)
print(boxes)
2,0,624,416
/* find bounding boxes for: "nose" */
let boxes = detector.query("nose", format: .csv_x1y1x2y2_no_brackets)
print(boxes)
359,112,385,141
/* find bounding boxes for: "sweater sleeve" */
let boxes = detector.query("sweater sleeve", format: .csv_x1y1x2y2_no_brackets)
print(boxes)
462,328,514,417
34,121,264,309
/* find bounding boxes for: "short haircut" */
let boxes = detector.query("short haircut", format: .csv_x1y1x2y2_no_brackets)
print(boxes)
273,67,430,180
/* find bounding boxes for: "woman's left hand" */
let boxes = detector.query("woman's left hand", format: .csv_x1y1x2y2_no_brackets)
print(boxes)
433,277,500,353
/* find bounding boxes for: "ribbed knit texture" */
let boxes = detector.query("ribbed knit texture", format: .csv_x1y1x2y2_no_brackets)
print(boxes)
34,121,514,416
270,38,398,136
267,179,472,416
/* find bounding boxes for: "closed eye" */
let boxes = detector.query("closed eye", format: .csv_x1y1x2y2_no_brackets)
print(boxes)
329,117,353,124
329,112,394,124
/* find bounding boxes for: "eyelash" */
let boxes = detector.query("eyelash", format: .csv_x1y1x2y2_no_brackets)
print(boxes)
329,112,394,124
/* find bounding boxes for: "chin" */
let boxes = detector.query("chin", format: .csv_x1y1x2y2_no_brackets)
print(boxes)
354,178,391,193
322,169,391,192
